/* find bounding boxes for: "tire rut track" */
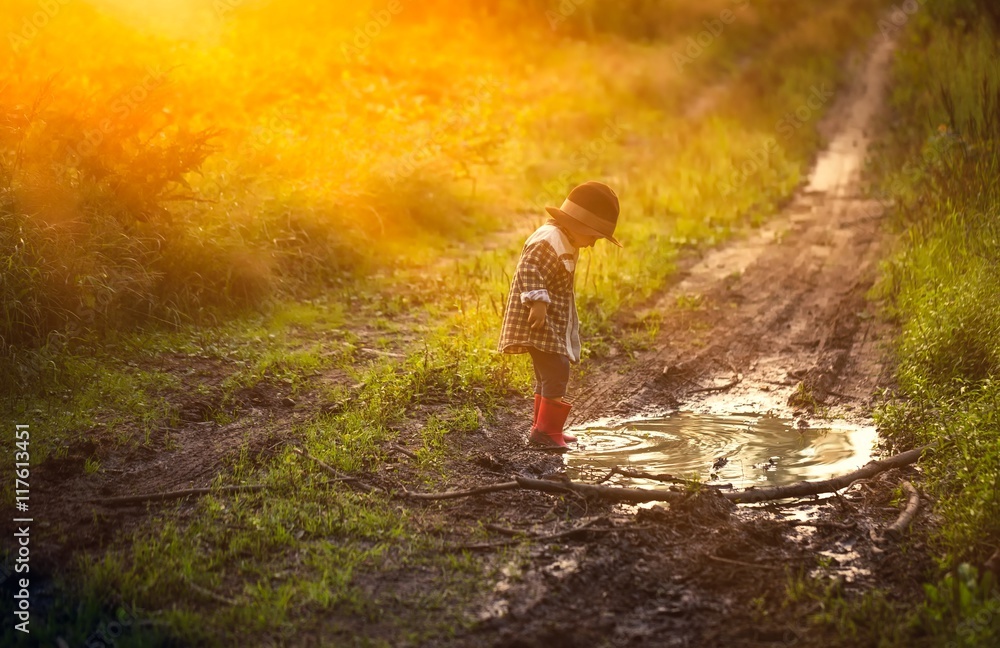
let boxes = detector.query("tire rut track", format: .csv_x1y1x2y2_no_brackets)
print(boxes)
571,37,898,425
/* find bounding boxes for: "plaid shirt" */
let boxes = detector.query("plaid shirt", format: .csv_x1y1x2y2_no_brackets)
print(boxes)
498,222,581,362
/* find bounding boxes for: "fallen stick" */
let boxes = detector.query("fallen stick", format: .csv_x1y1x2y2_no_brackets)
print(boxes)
725,446,930,503
515,475,688,503
387,443,419,461
512,446,931,505
614,466,732,490
87,484,266,507
761,497,832,509
402,482,519,500
593,467,617,485
884,480,920,539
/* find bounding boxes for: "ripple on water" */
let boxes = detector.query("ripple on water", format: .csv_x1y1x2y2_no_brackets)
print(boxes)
564,412,877,490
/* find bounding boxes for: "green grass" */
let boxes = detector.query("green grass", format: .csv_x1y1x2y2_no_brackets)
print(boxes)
412,406,483,478
79,483,407,644
873,0,1000,569
806,1,1000,645
0,356,180,471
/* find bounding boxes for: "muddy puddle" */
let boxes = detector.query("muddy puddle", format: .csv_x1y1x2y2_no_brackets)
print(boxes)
565,411,877,491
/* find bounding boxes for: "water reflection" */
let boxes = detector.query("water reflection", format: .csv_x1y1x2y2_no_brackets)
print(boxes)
564,412,877,490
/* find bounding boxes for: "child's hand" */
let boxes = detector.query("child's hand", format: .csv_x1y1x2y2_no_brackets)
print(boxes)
528,301,547,331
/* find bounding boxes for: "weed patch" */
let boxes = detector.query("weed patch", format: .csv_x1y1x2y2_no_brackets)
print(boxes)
857,0,1000,642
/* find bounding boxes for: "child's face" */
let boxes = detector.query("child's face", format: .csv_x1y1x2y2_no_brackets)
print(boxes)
565,225,600,248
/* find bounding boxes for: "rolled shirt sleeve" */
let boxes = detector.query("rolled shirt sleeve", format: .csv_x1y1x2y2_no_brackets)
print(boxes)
520,289,551,304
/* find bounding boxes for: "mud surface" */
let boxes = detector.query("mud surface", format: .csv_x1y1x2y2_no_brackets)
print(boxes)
2,34,936,648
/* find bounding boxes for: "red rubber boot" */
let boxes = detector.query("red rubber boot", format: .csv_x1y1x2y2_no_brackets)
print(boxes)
529,397,572,450
532,394,576,443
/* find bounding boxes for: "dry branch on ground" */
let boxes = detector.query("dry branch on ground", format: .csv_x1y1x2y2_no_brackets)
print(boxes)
402,482,519,500
884,480,920,539
400,446,931,507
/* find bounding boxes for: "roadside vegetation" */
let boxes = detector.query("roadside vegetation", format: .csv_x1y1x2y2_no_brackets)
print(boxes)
0,0,896,645
801,0,1000,644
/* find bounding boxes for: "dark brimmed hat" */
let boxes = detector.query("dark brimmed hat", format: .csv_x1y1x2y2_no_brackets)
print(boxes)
545,181,622,247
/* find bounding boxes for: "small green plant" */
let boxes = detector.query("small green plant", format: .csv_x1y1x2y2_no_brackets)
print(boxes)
749,595,769,622
919,565,1000,647
675,293,704,310
416,417,450,472
788,381,820,412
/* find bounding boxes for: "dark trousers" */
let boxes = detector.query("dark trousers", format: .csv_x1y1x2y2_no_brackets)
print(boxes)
527,347,570,399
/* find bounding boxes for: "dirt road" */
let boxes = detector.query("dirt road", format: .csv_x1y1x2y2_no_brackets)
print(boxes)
572,37,897,428
454,35,931,648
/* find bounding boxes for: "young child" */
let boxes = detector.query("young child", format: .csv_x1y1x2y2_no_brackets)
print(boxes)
498,181,622,450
